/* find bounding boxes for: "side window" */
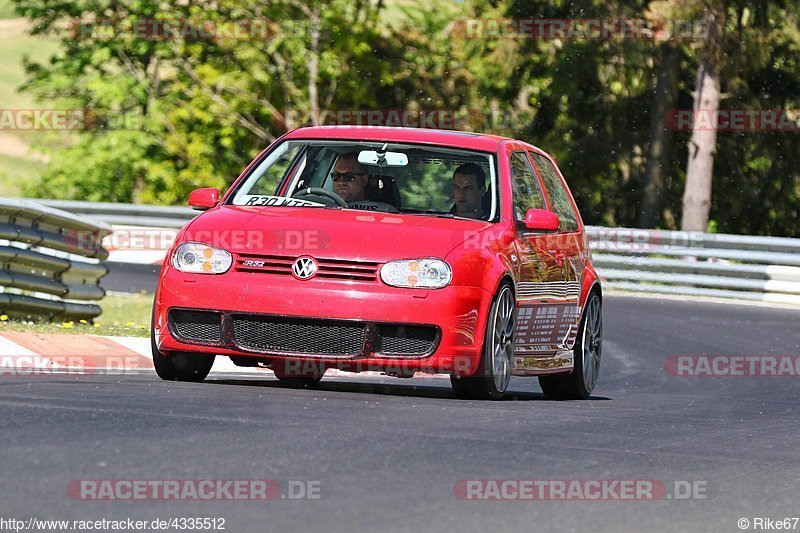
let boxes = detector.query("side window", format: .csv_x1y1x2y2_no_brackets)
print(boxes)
532,154,579,232
509,151,545,221
248,143,304,196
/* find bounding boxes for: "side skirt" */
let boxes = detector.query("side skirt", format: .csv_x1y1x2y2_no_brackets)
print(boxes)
511,349,574,376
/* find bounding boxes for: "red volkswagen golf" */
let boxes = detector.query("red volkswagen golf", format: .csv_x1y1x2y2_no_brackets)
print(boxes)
151,126,602,400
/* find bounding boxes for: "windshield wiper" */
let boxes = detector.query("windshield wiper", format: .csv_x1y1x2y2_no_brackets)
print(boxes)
402,211,480,221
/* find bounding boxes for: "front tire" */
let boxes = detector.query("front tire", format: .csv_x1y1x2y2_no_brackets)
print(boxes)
451,283,515,400
151,330,215,382
539,291,602,400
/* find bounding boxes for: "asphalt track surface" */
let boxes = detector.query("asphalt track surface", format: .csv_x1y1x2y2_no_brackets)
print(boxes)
104,262,161,294
2,295,799,533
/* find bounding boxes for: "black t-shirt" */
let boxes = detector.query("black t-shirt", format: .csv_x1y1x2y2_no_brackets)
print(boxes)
348,200,400,213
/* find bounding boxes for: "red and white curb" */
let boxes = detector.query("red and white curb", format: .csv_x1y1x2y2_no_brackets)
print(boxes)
0,332,446,379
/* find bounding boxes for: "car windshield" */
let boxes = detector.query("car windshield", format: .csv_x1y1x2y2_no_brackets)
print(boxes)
229,140,498,220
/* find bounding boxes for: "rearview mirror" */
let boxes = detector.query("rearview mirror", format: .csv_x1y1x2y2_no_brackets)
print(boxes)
523,208,560,232
358,150,408,167
188,188,220,211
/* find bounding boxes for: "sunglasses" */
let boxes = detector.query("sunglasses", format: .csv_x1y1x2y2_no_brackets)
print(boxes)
331,171,366,183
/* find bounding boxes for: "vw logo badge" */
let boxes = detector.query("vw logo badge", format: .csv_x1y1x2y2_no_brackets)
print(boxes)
292,256,318,280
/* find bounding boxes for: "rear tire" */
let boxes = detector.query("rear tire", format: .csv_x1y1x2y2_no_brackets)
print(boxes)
539,292,602,400
451,283,515,400
151,328,215,382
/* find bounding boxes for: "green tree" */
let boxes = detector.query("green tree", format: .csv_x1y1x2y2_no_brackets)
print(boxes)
13,0,455,204
11,0,800,236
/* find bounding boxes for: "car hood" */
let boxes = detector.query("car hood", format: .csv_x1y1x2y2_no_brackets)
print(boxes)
182,205,492,261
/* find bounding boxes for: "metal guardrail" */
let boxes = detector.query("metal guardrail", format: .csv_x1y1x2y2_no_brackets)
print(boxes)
20,200,800,304
35,199,197,228
0,199,111,321
587,226,800,305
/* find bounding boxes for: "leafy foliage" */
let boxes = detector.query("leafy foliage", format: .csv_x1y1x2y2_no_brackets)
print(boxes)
11,0,800,235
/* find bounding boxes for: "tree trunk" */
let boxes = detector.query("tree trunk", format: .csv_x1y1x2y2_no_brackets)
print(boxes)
681,7,724,232
639,42,679,228
308,7,321,126
681,58,720,231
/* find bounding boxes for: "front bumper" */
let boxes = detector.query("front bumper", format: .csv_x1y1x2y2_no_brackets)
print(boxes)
154,266,492,375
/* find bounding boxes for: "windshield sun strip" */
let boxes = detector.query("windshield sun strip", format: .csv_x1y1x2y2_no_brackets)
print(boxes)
229,139,498,217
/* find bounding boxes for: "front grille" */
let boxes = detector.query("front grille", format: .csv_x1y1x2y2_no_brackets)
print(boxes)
170,308,439,358
170,310,222,343
235,254,380,282
231,315,366,356
378,325,438,355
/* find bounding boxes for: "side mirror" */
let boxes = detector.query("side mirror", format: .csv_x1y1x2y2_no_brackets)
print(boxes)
188,188,220,211
523,208,560,232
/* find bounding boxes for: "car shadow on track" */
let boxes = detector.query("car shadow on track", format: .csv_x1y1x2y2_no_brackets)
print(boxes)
205,377,611,401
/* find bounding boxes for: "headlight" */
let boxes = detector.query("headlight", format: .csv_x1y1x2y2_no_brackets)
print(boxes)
172,242,232,274
380,259,452,289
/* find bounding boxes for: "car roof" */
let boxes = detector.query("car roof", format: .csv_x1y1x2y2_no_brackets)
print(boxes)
282,125,540,153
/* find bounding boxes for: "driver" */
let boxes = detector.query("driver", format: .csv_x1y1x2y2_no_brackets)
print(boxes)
331,152,398,212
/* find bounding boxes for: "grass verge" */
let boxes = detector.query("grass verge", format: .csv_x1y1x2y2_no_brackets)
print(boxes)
0,152,46,196
0,14,60,195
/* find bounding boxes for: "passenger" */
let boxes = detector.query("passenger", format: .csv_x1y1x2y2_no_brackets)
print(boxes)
451,163,487,219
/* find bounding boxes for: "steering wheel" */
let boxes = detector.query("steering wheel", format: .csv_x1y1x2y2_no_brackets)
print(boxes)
292,187,348,207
